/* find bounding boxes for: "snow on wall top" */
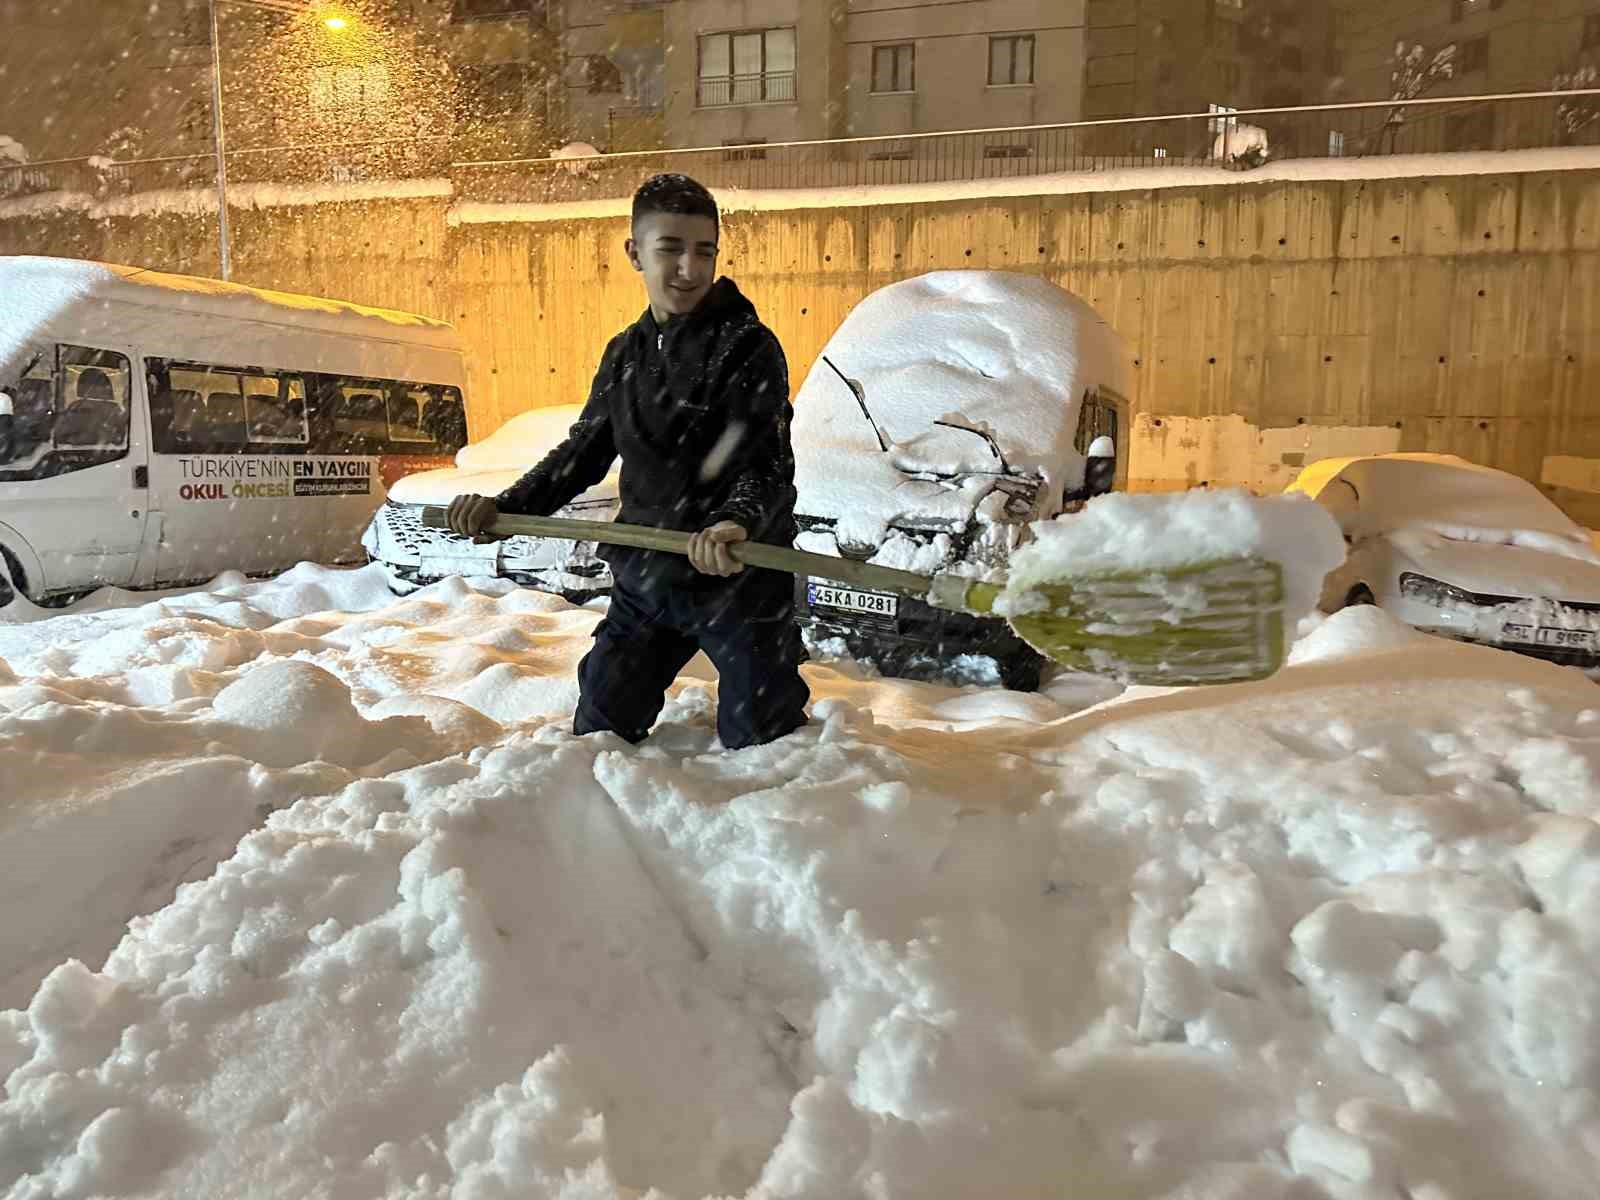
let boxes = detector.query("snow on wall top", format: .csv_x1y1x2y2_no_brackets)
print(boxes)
0,256,460,381
791,270,1130,544
448,146,1600,226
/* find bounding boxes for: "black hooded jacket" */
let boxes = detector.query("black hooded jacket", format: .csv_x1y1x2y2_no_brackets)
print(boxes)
496,277,797,592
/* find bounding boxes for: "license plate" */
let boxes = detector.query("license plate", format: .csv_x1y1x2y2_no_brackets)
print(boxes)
419,548,501,578
807,580,899,618
1502,623,1595,650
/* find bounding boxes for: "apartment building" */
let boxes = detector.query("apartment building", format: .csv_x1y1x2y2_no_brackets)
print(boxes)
1333,0,1600,101
3,0,1591,179
0,0,1086,170
1083,0,1340,121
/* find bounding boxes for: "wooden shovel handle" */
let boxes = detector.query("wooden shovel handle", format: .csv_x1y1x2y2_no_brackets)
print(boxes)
417,506,936,598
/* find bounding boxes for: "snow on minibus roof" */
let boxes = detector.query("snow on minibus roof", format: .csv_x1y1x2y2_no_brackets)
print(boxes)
0,256,459,378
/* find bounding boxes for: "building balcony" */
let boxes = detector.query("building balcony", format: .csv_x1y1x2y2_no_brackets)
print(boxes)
695,72,796,108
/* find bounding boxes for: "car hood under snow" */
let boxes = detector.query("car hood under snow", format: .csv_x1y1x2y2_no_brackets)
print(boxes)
791,271,1130,548
1391,530,1600,605
386,403,619,509
387,466,618,508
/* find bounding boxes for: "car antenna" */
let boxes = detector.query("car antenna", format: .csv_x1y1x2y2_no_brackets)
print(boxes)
822,355,889,453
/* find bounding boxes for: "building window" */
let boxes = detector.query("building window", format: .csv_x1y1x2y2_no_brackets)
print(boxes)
176,1,210,46
1153,147,1169,158
1328,130,1346,156
181,96,210,144
988,34,1035,86
867,141,914,161
698,28,797,107
308,64,391,123
585,56,623,94
455,63,528,121
1460,34,1488,73
872,43,915,93
450,0,542,22
722,138,768,161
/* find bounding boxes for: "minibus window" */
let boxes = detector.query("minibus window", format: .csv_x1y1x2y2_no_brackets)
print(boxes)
246,375,308,444
388,389,436,444
331,385,390,450
0,356,55,471
56,348,131,451
421,386,468,453
0,346,130,480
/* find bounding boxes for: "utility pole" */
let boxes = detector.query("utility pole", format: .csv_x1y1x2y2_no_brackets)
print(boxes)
208,0,233,280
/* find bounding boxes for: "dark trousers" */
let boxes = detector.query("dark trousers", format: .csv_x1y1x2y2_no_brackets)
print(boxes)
573,571,810,750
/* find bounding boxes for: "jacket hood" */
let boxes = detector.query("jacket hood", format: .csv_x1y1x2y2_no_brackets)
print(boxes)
637,277,755,339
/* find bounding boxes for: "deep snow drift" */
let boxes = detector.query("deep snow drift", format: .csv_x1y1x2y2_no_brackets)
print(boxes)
2,563,1599,1199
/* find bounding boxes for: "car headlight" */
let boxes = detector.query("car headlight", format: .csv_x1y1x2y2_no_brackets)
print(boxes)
1398,572,1479,607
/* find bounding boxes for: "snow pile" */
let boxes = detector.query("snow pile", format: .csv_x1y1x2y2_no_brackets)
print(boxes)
1213,122,1270,165
1005,489,1346,628
551,142,603,177
454,405,585,472
3,560,1600,1197
791,271,1130,548
0,177,455,222
386,403,619,507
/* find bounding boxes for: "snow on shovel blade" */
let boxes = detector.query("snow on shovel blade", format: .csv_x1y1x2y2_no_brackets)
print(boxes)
940,558,1288,686
418,505,1289,689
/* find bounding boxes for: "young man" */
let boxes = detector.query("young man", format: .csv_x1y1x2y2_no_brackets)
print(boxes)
447,173,810,750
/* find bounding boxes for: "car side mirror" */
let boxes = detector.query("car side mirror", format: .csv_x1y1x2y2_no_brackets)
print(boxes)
1084,436,1117,499
0,392,14,464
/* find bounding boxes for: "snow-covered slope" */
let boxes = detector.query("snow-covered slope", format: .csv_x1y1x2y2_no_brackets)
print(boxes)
2,565,1599,1199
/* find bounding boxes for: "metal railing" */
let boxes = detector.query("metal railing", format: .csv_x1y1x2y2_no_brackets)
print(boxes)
695,71,798,108
3,89,1598,209
452,89,1600,205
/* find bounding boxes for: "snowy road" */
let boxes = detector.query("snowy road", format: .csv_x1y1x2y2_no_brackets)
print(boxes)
2,566,1598,1199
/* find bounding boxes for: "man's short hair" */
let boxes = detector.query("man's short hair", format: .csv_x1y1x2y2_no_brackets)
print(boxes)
632,173,719,230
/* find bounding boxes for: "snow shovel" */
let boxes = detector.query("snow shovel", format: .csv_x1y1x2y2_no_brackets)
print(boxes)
418,508,1286,687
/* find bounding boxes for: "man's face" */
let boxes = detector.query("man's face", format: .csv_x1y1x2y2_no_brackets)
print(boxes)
627,211,719,319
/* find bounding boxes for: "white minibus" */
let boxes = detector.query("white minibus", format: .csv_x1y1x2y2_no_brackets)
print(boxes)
0,256,468,607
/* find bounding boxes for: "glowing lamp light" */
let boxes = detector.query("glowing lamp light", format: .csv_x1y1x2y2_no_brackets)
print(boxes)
323,14,348,29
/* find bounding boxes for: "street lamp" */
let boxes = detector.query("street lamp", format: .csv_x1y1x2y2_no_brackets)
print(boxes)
207,0,351,279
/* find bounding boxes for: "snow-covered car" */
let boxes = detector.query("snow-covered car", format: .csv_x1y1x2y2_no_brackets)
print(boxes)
1290,453,1600,667
361,404,619,599
790,271,1132,691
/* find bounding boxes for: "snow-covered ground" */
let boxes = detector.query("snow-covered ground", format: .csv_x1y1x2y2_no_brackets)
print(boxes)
3,564,1599,1199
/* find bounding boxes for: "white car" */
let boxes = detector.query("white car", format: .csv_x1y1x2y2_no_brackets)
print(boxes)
1292,453,1600,667
790,270,1132,690
361,404,619,599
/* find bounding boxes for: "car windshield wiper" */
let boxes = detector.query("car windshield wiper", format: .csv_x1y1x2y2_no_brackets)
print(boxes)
822,355,889,453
